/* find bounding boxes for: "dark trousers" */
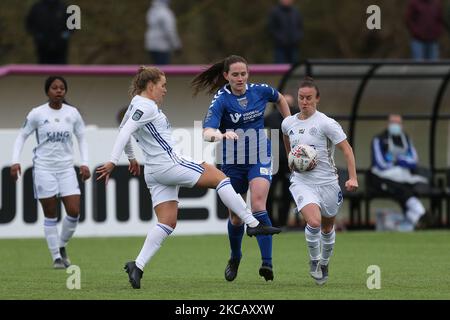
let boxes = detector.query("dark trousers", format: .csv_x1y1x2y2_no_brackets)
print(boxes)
274,45,299,64
149,51,171,65
368,172,427,210
36,43,68,64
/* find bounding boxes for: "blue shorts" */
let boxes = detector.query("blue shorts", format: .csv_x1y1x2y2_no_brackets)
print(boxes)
221,163,272,194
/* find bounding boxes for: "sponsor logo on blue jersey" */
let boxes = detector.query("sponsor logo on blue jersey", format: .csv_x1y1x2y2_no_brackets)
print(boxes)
230,113,242,123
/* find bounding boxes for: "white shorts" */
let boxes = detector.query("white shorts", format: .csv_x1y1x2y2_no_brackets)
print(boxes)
33,167,80,199
289,180,343,218
145,158,205,208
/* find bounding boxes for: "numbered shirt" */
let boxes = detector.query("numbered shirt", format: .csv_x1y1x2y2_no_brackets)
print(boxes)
117,95,180,170
203,83,279,165
281,111,347,185
15,103,87,172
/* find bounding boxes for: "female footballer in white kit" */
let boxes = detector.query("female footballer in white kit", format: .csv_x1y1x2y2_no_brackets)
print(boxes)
11,76,91,269
96,66,281,289
281,77,358,285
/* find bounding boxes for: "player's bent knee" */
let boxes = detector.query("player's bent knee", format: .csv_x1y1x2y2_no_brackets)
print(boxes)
307,220,321,229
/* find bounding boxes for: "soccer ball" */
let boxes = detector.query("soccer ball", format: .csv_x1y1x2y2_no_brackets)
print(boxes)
288,144,317,172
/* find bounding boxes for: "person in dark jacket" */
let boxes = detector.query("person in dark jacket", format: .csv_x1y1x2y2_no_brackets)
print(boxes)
267,0,303,64
406,0,444,60
26,0,70,64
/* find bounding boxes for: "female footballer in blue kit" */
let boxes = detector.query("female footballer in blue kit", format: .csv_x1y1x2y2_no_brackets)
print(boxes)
192,55,291,281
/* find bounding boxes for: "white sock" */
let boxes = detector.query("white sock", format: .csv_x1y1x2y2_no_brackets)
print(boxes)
59,215,79,248
320,227,336,266
406,197,426,225
305,224,321,261
216,178,259,227
44,217,61,261
135,223,173,271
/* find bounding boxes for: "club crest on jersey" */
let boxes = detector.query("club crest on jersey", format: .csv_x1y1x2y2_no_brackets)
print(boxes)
259,167,271,175
132,109,144,121
230,113,242,123
237,97,248,108
309,127,318,136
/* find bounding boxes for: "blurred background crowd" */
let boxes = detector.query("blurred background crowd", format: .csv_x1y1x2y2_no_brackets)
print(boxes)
0,0,449,65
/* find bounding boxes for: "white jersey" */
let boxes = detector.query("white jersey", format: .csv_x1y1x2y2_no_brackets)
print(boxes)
111,95,188,172
281,110,346,185
12,103,88,172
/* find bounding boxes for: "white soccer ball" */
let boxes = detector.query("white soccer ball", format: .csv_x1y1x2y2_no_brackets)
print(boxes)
288,144,317,172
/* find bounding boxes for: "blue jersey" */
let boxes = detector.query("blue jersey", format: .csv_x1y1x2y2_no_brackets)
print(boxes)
203,83,279,165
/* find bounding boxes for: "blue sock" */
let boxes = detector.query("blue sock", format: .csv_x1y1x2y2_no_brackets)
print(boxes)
227,219,244,260
254,211,272,266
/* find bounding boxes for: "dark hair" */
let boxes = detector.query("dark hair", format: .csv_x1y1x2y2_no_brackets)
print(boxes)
129,66,165,97
191,55,248,96
45,76,68,94
299,76,320,98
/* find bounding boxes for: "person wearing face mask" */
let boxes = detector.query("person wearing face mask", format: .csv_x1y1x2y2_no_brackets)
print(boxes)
369,114,428,228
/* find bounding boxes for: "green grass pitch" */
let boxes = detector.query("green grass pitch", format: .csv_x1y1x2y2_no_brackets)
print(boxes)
1,231,449,300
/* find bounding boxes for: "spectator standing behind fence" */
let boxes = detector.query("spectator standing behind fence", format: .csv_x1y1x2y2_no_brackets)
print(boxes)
265,93,299,227
26,0,71,64
267,0,303,64
369,114,429,228
406,0,444,60
144,0,182,65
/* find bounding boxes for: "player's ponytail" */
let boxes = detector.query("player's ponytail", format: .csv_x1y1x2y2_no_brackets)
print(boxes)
129,66,165,97
191,55,248,96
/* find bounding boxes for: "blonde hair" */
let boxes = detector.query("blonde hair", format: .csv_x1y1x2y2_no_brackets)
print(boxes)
129,66,165,97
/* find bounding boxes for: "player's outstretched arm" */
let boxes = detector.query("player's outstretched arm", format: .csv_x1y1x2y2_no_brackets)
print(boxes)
336,139,358,192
